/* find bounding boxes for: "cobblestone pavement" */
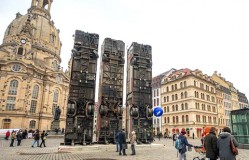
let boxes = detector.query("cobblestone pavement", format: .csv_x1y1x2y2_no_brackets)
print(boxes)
0,137,248,160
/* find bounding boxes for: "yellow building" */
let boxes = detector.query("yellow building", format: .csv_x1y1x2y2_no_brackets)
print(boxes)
161,69,218,138
0,0,69,131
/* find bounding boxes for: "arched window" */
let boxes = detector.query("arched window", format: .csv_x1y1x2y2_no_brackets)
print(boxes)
167,106,169,112
175,94,178,100
172,95,174,101
181,92,184,99
167,117,170,123
172,105,175,111
167,96,169,102
194,91,197,97
164,107,166,113
196,92,199,98
164,117,166,123
52,90,59,115
180,82,183,88
9,80,18,95
185,103,188,110
184,81,187,87
17,47,24,55
176,116,179,123
186,115,189,122
32,85,39,99
181,103,184,110
182,115,185,123
6,80,19,111
175,84,177,90
176,105,178,111
29,120,36,129
194,80,196,86
164,96,166,102
184,91,188,98
166,87,169,92
173,116,175,123
171,85,174,91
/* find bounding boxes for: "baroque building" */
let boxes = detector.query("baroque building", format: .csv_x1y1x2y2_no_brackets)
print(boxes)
0,0,69,130
161,69,218,138
152,68,176,136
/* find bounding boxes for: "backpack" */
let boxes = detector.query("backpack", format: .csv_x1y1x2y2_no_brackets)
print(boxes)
175,138,184,150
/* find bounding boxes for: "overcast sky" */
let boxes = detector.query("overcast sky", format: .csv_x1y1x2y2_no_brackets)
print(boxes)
0,0,249,99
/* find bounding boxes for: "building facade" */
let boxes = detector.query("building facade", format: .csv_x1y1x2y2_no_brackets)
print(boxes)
161,69,218,138
152,68,176,136
0,0,69,131
238,91,249,109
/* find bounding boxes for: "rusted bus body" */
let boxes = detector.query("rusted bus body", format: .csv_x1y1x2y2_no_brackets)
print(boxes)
97,38,125,144
65,30,99,145
126,42,153,143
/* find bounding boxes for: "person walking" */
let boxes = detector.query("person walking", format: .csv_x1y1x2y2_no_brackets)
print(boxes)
177,130,193,160
217,127,239,160
32,130,40,147
173,132,177,146
16,130,22,146
204,127,218,160
118,129,127,156
192,133,195,139
39,130,47,147
158,132,161,141
9,130,16,147
5,130,10,140
115,130,120,152
130,131,136,155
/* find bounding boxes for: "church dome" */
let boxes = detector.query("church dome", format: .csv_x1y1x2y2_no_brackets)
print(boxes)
1,0,62,70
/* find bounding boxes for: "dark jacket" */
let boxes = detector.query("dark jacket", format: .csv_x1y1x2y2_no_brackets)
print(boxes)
204,132,218,159
118,131,126,144
34,132,40,140
178,134,193,154
115,131,120,142
217,132,239,160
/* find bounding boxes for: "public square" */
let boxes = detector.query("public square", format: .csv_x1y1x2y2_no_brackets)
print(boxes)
0,137,248,160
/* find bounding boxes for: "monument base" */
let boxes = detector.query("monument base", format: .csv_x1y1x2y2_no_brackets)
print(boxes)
51,120,60,132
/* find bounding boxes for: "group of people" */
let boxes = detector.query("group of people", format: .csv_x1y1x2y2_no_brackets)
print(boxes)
115,129,136,156
173,126,239,160
5,129,48,148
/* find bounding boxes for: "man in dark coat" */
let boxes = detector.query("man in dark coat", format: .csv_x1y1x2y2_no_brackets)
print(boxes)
118,129,127,156
204,127,218,160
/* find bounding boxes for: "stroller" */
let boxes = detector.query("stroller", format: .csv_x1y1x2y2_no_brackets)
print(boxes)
193,145,206,160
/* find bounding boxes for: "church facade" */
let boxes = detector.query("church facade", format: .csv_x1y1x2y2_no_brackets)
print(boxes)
0,0,69,131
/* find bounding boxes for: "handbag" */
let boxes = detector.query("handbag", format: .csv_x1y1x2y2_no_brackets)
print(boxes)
122,143,128,149
230,137,238,155
188,146,192,151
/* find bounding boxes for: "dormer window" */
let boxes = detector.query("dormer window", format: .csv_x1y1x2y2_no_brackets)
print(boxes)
50,34,56,43
17,47,24,55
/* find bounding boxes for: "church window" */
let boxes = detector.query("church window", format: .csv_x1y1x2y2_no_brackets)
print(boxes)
53,90,59,103
50,34,56,43
32,85,39,99
6,96,16,111
30,100,37,113
8,80,18,95
17,47,24,55
52,60,58,70
12,64,21,72
29,120,36,129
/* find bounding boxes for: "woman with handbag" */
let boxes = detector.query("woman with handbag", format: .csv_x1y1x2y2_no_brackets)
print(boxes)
217,127,239,160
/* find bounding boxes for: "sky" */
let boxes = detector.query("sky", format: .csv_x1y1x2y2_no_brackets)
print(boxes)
0,0,249,99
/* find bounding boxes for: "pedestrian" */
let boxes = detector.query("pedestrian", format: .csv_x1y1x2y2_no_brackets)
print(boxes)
130,131,136,155
177,130,193,160
9,130,16,147
16,130,22,146
158,132,161,141
173,132,177,146
39,130,47,147
118,129,127,156
5,130,10,140
115,130,120,152
32,129,40,147
204,127,218,160
61,128,65,134
192,133,195,139
217,127,239,160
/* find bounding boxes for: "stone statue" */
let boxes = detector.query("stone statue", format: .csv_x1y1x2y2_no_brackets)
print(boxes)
54,106,61,120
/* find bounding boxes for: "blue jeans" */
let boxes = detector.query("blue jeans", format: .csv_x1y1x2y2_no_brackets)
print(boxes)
32,140,39,147
179,152,186,160
116,142,120,152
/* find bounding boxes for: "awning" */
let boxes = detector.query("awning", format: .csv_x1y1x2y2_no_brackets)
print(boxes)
197,128,202,131
176,128,179,131
186,128,190,131
181,128,185,131
172,128,175,131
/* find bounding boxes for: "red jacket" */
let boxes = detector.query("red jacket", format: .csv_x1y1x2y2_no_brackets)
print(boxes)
6,131,10,137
